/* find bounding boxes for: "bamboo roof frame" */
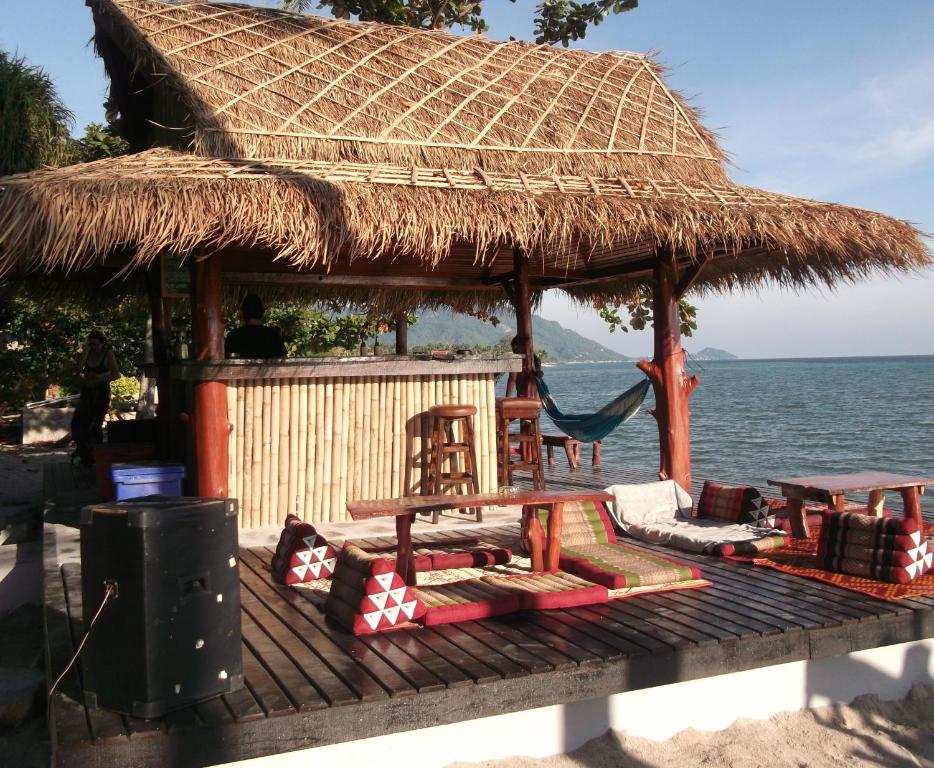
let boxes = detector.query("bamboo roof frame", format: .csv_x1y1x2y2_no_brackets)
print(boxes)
0,0,928,300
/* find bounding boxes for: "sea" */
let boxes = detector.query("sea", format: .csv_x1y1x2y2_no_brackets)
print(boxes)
514,355,934,489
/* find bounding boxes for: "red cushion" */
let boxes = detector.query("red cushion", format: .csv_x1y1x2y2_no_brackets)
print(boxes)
272,514,336,584
485,571,608,610
429,545,513,570
325,543,427,634
816,510,929,583
413,579,521,626
284,534,339,584
697,480,762,523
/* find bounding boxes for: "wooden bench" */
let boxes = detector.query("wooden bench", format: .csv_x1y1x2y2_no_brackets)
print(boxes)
347,490,614,584
541,434,602,469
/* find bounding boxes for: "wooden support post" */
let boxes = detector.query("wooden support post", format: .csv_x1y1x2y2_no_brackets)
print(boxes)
144,267,174,456
395,513,415,586
190,254,229,498
544,501,564,571
394,309,408,356
511,247,536,398
636,247,699,491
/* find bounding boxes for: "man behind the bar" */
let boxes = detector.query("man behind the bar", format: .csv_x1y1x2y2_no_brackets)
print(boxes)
224,294,287,359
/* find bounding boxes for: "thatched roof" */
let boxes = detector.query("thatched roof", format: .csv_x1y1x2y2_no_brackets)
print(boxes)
1,148,925,292
0,0,928,296
89,0,725,181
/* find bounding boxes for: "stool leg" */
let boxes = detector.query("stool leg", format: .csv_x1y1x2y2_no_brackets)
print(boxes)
430,417,444,524
501,418,512,487
463,416,481,522
419,411,429,494
564,441,578,470
530,416,545,491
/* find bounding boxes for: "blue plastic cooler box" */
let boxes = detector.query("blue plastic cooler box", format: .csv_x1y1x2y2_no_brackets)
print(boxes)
111,462,186,500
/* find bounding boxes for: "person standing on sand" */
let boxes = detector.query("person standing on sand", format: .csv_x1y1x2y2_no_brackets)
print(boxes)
71,330,120,464
224,294,287,360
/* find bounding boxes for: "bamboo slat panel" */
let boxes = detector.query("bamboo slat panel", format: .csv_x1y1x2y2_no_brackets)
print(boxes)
226,373,501,527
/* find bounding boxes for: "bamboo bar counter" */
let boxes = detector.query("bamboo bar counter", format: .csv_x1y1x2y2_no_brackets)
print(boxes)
169,354,521,528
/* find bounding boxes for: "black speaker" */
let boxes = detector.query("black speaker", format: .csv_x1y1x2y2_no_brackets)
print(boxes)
79,495,243,718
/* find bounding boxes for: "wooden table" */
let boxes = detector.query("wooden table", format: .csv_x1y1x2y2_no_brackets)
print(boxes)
767,471,932,539
347,490,614,584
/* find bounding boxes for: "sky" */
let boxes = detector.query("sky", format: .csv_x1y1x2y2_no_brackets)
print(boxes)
3,0,933,358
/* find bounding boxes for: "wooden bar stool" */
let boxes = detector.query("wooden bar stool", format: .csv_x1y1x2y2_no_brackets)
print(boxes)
496,398,545,490
427,404,481,524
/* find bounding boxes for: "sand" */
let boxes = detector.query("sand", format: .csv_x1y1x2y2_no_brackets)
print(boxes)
450,685,934,768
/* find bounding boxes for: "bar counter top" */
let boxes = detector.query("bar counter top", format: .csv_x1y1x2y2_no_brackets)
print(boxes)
168,353,522,381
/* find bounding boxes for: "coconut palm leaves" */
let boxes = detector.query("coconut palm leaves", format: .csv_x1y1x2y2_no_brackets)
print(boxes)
0,50,74,176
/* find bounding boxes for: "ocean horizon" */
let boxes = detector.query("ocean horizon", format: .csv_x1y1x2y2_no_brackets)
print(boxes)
511,355,934,493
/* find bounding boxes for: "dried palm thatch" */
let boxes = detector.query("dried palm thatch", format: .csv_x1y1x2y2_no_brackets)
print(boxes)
0,149,927,298
0,0,927,298
89,0,726,181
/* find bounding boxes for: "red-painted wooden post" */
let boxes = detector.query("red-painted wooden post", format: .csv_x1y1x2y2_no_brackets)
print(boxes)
190,254,229,498
637,248,699,491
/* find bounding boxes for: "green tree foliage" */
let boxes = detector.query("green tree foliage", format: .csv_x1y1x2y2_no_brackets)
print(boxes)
280,0,638,44
68,122,130,163
0,286,148,406
0,49,74,176
594,286,698,337
264,302,399,356
535,1,638,45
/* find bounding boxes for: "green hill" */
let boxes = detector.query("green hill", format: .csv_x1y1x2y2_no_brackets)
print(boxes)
384,309,629,363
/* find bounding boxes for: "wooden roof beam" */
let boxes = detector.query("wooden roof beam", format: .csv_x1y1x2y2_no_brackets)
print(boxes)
222,271,499,291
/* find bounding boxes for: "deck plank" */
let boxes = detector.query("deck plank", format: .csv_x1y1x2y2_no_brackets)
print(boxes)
466,618,575,672
440,622,532,680
238,604,329,712
43,460,934,768
240,548,414,698
238,569,373,706
238,642,294,717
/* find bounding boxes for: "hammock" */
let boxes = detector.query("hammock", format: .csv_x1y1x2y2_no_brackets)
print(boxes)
535,377,651,443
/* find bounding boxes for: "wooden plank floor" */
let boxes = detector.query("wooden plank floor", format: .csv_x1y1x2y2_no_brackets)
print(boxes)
46,463,934,768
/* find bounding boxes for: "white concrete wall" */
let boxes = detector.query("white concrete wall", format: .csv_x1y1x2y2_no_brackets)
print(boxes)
216,638,934,768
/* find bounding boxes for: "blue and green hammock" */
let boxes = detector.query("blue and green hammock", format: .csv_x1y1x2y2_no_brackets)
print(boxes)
535,377,651,443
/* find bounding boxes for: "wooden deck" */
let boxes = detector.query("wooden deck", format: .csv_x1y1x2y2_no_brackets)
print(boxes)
45,463,934,768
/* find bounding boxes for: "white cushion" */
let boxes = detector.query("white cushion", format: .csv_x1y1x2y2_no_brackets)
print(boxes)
605,480,693,533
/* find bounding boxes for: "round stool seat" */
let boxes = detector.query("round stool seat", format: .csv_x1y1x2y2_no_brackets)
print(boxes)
429,404,477,418
497,397,541,419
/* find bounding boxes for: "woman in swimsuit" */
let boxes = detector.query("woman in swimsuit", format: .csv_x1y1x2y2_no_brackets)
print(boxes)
71,330,121,463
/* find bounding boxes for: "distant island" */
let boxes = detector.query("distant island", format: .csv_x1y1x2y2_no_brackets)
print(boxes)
689,347,739,361
384,310,738,363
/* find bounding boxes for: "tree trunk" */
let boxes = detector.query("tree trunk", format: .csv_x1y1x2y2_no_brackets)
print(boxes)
636,248,699,491
190,255,229,498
